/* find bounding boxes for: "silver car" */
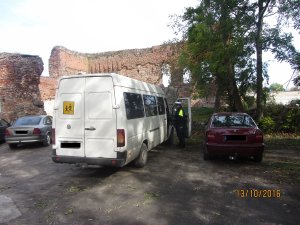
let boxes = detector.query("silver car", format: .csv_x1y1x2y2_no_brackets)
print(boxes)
5,115,52,149
0,118,10,143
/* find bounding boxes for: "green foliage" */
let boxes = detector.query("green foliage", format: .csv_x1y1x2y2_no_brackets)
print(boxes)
278,0,300,30
242,95,255,110
265,133,300,148
190,107,214,144
261,101,300,133
259,116,276,133
171,0,299,117
192,107,214,123
180,0,257,111
282,108,300,132
294,75,300,87
292,54,300,85
269,83,285,92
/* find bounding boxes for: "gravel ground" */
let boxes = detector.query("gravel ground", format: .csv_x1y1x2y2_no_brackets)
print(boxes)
0,142,299,225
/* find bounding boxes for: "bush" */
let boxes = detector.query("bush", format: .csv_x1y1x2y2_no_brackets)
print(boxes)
191,107,214,123
259,116,276,133
282,108,300,133
262,101,300,133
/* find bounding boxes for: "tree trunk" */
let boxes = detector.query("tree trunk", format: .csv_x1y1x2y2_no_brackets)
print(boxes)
214,74,223,112
219,2,244,112
228,62,244,111
256,14,263,120
255,0,271,121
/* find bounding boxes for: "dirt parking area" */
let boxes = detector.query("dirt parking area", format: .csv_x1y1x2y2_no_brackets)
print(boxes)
0,142,299,225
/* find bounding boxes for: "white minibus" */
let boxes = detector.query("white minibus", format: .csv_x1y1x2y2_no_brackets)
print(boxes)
51,73,190,167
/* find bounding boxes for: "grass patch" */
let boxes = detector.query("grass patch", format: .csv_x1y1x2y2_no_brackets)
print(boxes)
126,184,137,191
0,185,11,192
34,200,48,209
144,191,160,200
64,208,74,215
265,133,300,149
189,132,204,144
143,191,160,204
192,107,214,123
66,185,87,193
189,107,214,144
266,160,300,184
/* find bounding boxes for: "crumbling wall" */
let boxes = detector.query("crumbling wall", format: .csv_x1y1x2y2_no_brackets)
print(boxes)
47,44,194,109
39,77,57,116
49,47,89,78
0,53,45,121
39,77,57,102
49,44,183,85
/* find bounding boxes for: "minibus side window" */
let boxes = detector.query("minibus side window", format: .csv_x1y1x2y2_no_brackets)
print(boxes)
157,97,166,115
124,92,145,120
143,95,158,117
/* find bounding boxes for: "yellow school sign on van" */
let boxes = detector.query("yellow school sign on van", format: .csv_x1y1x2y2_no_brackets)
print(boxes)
63,101,74,115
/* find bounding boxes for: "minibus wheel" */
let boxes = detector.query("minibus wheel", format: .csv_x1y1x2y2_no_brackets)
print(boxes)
134,143,148,168
9,143,18,150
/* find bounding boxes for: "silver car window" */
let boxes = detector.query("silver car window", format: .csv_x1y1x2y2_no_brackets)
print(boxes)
15,117,41,126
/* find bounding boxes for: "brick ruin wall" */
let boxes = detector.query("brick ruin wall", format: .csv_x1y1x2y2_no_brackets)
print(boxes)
39,76,57,116
49,47,89,79
49,44,185,85
43,44,194,115
0,53,45,121
1,44,201,121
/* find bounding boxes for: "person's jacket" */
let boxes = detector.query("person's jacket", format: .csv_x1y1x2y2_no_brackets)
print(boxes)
174,107,186,127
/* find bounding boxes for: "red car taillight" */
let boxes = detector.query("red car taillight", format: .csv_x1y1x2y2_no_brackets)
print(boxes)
255,130,263,143
33,128,41,135
206,130,215,142
52,128,55,145
5,129,11,136
117,129,125,147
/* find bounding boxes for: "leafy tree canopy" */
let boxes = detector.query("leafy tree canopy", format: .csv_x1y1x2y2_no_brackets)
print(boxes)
269,83,285,92
170,0,299,114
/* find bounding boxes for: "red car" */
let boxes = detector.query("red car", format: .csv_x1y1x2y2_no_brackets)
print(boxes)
203,112,264,162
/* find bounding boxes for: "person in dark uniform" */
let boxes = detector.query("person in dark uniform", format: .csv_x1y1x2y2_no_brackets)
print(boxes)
174,102,186,148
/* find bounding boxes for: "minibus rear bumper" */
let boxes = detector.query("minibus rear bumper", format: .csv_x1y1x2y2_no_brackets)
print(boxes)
51,150,127,167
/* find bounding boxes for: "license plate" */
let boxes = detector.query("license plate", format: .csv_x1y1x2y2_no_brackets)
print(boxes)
63,101,75,115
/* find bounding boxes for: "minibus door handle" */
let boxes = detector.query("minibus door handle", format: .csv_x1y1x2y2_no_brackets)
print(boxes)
85,126,96,131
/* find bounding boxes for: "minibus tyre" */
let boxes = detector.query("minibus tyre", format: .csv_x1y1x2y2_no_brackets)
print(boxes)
9,143,18,150
134,143,148,168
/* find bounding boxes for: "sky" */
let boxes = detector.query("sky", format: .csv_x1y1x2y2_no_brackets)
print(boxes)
0,0,299,89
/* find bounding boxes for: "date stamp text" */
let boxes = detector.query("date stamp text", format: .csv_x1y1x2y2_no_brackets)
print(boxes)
234,189,281,198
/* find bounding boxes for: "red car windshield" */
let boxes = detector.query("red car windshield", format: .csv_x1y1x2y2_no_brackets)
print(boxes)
212,115,256,128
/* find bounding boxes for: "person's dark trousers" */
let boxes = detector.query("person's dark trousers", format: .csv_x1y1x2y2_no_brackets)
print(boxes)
175,125,185,148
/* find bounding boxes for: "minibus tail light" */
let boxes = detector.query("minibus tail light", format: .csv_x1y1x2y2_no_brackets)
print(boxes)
52,128,55,145
117,129,125,147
